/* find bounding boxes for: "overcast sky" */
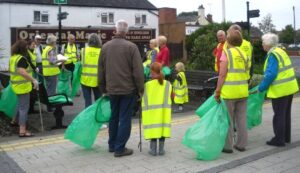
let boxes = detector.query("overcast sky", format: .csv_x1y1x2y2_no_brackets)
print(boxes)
148,0,300,30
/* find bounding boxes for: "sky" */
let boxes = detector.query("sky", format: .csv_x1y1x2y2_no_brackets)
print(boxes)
148,0,300,30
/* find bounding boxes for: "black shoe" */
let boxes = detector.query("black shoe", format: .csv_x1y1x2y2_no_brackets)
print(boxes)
266,140,285,147
234,145,246,152
114,148,133,157
222,148,233,153
108,148,114,153
28,109,38,114
47,107,53,112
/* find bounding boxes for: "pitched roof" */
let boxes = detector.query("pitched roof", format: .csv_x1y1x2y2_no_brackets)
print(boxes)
0,0,157,10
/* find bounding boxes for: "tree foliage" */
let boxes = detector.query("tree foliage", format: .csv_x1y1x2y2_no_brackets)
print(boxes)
258,14,276,33
279,25,295,44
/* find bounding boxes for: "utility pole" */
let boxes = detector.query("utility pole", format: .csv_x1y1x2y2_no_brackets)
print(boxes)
222,0,226,22
247,1,250,35
58,4,62,52
293,6,296,46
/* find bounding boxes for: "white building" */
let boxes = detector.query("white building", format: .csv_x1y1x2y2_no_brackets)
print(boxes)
177,5,212,35
0,0,158,70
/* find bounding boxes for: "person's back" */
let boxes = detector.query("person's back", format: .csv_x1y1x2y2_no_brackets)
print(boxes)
101,36,144,95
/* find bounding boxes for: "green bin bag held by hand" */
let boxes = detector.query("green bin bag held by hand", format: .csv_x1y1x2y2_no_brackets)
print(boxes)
70,62,82,98
247,86,266,129
0,83,18,118
64,96,111,149
182,102,229,160
162,66,171,77
57,69,72,96
195,94,218,118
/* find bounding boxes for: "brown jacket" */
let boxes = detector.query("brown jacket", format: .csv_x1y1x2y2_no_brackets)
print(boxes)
98,36,144,95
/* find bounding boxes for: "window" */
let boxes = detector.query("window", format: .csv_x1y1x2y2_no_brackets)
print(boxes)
33,11,49,23
101,12,114,24
135,14,147,25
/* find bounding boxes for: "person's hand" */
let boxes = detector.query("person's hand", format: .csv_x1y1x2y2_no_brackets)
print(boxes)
249,90,259,94
32,79,39,90
214,90,221,103
35,67,39,73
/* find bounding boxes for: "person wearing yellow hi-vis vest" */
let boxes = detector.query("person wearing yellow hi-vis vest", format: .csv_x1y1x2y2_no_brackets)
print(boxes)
9,40,39,137
143,39,159,67
215,29,249,153
213,30,227,74
172,62,188,112
42,35,66,113
80,33,102,108
254,33,299,147
229,24,253,78
142,62,172,156
61,34,79,78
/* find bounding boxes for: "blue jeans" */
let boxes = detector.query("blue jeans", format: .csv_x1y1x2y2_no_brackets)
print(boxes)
108,92,136,153
81,84,101,108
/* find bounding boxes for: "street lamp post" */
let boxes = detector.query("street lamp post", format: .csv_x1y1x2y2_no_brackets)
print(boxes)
293,6,296,46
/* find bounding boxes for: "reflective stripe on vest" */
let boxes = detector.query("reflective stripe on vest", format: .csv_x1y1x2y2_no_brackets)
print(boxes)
263,47,299,98
9,54,32,94
63,44,77,64
80,47,101,87
173,72,189,104
142,80,172,139
221,47,249,99
42,46,60,76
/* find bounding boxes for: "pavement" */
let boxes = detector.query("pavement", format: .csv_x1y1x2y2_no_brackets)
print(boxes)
1,97,300,173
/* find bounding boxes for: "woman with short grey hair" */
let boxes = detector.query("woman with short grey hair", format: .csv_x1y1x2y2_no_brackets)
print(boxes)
80,33,102,107
254,32,299,147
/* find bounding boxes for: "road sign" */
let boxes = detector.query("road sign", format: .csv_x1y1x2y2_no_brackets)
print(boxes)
248,9,260,18
54,0,67,4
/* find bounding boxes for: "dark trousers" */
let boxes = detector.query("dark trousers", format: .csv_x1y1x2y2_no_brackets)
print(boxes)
81,84,101,108
271,94,293,144
108,93,136,153
64,63,75,82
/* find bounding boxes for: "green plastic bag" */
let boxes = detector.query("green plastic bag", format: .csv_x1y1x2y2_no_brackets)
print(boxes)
57,69,72,96
162,66,171,77
247,86,266,129
195,94,217,118
0,84,18,118
182,102,229,160
64,96,111,149
48,95,73,104
70,62,82,98
144,66,150,81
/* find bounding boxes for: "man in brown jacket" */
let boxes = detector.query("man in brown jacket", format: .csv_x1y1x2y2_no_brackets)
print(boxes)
99,19,144,157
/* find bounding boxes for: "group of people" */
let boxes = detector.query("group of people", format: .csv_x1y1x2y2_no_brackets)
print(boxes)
214,24,299,153
7,18,299,158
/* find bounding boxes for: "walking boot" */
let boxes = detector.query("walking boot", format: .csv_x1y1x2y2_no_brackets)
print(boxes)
158,140,165,155
148,140,157,156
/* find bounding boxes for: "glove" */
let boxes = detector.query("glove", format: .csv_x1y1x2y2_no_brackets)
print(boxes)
35,67,39,73
32,79,39,90
214,90,221,103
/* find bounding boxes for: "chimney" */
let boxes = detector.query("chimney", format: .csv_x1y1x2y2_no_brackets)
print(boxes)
159,8,177,24
198,4,205,18
207,14,213,23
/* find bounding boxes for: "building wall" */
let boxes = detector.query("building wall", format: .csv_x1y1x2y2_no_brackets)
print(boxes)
159,8,177,24
0,3,159,69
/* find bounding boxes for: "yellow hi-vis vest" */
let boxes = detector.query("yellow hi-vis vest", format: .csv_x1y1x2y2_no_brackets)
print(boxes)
240,39,253,75
264,47,299,98
221,47,249,99
173,71,189,104
9,54,32,94
142,80,172,139
42,46,60,76
62,43,77,64
80,47,101,87
143,47,160,67
27,49,37,67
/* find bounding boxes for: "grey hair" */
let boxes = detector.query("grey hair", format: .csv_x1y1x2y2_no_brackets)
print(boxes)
262,33,279,47
217,30,226,36
115,19,129,34
87,33,102,48
46,35,57,45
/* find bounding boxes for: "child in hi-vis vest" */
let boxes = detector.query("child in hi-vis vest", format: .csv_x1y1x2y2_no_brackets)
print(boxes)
142,62,172,156
172,62,189,112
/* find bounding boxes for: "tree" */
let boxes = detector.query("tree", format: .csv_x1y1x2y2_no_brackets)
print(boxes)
279,25,295,44
258,14,276,33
